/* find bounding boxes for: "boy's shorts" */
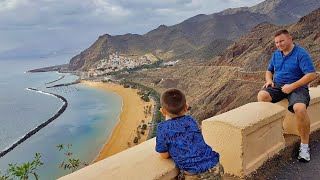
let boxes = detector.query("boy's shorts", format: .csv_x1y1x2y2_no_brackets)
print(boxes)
263,83,310,113
178,163,224,180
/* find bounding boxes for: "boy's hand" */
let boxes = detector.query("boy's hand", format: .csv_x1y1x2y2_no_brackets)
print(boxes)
159,152,170,159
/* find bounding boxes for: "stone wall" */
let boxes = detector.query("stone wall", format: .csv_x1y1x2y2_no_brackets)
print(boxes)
59,87,320,179
58,139,178,180
202,102,286,177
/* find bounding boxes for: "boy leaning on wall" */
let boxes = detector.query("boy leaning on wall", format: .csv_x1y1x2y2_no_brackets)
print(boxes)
155,88,224,180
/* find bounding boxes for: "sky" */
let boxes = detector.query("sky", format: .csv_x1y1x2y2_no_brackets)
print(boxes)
0,0,265,58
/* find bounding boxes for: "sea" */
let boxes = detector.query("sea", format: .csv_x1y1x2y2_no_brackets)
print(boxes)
0,55,122,179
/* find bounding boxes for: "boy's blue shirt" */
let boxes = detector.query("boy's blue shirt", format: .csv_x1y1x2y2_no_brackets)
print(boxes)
267,44,315,87
155,115,219,174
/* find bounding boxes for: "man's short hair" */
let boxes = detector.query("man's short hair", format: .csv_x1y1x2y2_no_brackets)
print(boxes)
274,29,290,37
160,88,186,115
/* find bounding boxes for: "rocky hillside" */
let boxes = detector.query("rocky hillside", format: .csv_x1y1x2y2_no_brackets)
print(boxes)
122,8,320,123
68,0,320,71
220,0,320,25
68,34,151,70
209,7,320,71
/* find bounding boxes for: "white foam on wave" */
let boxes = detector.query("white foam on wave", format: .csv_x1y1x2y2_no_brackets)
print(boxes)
25,88,56,98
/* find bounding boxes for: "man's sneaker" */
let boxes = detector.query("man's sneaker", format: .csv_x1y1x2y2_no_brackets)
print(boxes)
298,146,310,162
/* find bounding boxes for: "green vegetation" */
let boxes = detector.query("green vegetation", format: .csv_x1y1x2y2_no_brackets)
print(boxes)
142,124,147,130
133,137,139,144
56,144,88,173
123,84,130,88
148,106,152,114
106,60,163,76
140,94,150,102
101,79,113,83
152,108,165,138
0,144,87,180
119,80,165,138
127,60,163,72
0,153,43,180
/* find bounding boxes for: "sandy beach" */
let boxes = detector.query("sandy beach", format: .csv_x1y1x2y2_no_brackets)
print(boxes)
80,81,154,163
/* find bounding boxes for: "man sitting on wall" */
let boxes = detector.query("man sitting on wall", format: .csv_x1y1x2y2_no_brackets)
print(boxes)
257,29,316,162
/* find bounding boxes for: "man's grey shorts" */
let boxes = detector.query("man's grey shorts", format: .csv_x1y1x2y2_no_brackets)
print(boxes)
263,83,310,113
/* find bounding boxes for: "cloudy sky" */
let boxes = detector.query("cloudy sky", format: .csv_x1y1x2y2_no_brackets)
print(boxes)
0,0,264,58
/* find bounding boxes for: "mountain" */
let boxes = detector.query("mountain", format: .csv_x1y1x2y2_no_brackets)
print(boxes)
210,7,320,71
121,8,320,122
68,33,151,70
172,39,234,62
220,0,320,25
68,0,320,71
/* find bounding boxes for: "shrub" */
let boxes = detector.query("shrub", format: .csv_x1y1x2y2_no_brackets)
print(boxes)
137,91,144,95
56,144,87,173
102,79,112,83
133,137,139,144
142,124,147,130
141,95,150,102
0,153,43,180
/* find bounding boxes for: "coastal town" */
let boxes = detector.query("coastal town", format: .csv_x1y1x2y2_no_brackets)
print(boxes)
87,52,159,78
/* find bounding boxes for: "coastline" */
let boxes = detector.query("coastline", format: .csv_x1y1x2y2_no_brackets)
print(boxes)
80,81,154,163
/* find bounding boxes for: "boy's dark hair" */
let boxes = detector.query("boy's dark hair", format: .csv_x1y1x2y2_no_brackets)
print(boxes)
274,29,290,37
160,88,186,115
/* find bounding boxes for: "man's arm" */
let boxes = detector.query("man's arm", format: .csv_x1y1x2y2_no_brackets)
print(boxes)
284,50,317,91
266,70,274,83
281,73,317,94
159,152,170,159
262,70,274,89
291,73,317,89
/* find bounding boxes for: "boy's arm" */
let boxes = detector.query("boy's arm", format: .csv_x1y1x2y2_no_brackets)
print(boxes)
159,152,170,159
155,123,170,158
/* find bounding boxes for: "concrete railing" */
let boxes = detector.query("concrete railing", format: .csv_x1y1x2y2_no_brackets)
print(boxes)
277,87,320,135
202,102,286,177
59,87,320,179
58,138,178,180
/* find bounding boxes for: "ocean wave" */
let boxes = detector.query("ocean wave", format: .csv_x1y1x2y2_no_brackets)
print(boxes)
45,75,65,85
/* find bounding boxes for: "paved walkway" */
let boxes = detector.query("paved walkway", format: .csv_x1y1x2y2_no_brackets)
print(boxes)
268,139,320,180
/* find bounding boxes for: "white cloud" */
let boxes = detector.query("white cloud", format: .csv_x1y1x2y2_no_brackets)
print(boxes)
0,0,265,57
93,0,131,17
0,0,28,12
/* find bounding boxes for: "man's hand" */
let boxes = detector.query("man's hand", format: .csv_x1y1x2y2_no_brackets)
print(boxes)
262,81,274,89
281,84,295,94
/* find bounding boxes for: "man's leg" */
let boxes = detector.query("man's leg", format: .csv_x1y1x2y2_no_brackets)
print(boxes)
289,87,311,162
293,103,310,144
257,90,272,102
257,83,286,103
